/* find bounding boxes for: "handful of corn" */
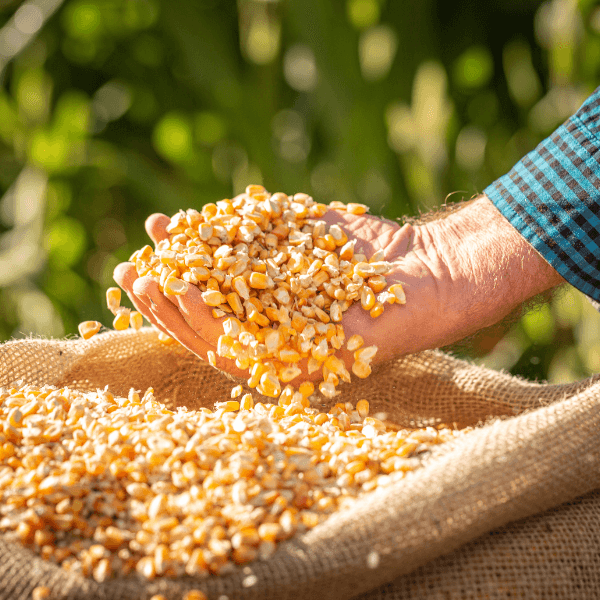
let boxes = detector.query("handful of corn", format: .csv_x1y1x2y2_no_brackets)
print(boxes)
0,383,465,582
80,185,406,400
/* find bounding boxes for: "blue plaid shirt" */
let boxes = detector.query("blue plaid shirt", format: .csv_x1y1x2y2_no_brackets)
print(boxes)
485,86,600,304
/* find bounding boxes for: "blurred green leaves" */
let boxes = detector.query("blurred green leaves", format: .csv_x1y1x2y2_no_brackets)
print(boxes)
153,112,194,163
45,215,86,266
0,0,598,384
453,46,494,90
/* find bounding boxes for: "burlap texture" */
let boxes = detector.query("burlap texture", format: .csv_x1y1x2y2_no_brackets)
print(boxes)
1,328,599,600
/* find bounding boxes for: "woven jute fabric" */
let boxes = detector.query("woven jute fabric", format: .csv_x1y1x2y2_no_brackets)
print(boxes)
1,328,599,600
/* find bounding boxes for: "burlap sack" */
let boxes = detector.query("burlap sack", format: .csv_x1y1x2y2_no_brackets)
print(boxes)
1,328,599,600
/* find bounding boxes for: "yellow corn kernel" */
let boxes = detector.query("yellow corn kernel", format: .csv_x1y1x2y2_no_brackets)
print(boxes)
355,345,378,362
388,283,406,305
352,360,372,379
226,292,244,315
191,266,211,281
360,286,376,311
223,318,241,338
207,350,216,367
298,381,314,398
78,320,102,340
201,290,226,307
369,302,384,318
216,400,240,412
367,275,387,293
232,276,250,300
324,355,346,376
231,385,243,398
113,308,131,331
217,335,236,359
307,357,321,374
164,276,189,296
311,340,329,361
206,278,220,291
291,313,307,332
106,287,121,313
329,224,348,247
257,372,281,397
278,348,301,363
356,399,369,418
318,381,338,399
130,311,143,330
279,365,302,383
246,184,266,196
346,202,368,215
346,334,364,352
339,239,356,261
158,331,177,345
240,393,254,410
249,272,269,289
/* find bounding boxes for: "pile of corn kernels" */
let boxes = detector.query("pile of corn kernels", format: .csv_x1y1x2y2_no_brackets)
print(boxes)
80,186,406,400
0,383,466,582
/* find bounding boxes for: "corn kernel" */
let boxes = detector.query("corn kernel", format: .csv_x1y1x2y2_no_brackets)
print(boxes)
164,276,189,296
356,399,369,418
207,350,217,367
106,287,122,313
346,334,364,351
249,272,269,289
78,320,102,340
388,283,406,304
361,287,376,310
158,331,177,345
298,381,314,397
352,360,372,379
113,308,131,331
369,302,384,318
355,345,377,362
240,393,254,410
201,290,226,306
129,311,143,330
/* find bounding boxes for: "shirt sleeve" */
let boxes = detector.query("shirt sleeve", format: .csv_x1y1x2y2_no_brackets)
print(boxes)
484,86,600,304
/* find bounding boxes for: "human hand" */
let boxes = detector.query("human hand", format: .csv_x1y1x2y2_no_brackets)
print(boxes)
113,196,564,381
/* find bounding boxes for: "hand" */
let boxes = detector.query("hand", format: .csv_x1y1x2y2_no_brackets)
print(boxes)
113,196,564,381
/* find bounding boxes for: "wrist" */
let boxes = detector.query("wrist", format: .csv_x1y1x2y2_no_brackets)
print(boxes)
419,195,564,331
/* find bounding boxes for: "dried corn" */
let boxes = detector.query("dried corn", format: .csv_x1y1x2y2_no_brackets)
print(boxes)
0,383,466,581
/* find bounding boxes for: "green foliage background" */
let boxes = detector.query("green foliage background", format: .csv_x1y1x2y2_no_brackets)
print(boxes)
1,0,600,383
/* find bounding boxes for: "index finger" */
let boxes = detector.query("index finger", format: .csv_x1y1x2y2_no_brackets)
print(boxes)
145,213,171,245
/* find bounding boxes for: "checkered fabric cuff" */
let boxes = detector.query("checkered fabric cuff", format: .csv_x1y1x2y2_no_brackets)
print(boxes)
484,87,600,303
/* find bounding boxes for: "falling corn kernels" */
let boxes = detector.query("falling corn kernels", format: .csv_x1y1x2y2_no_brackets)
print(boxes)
111,187,409,402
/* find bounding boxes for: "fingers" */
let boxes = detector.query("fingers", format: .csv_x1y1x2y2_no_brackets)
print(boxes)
145,213,171,245
113,262,171,337
173,284,224,346
132,276,246,378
